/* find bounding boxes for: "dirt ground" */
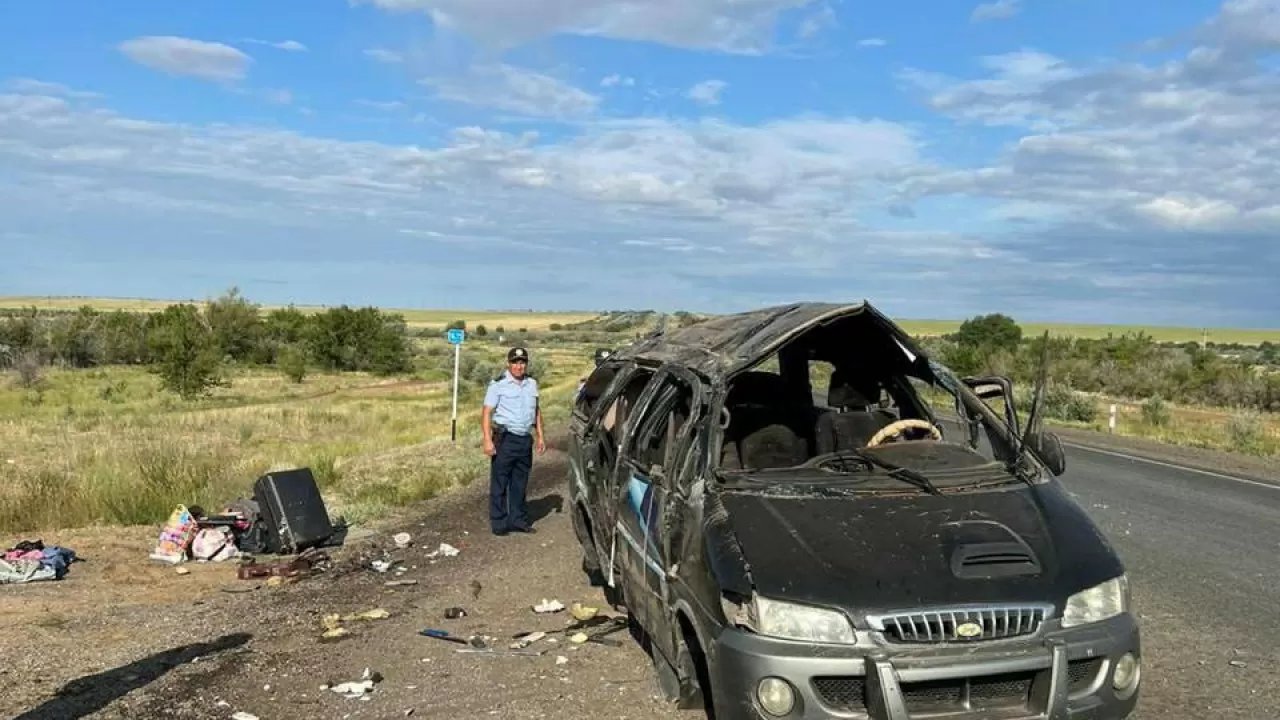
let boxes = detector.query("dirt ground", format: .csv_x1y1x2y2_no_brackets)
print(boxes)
2,425,1277,720
0,436,688,720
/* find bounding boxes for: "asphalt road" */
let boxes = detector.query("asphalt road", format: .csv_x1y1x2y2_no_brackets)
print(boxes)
1055,443,1280,719
937,411,1280,718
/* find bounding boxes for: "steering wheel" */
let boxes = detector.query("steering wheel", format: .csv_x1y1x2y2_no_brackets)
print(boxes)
867,418,943,447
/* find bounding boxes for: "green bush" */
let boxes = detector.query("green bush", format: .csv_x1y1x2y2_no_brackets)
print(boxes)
1141,396,1171,427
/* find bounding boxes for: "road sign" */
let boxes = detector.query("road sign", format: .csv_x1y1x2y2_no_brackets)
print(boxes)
447,328,465,441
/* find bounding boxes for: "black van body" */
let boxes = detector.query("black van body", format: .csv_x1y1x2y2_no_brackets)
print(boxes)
567,302,1141,720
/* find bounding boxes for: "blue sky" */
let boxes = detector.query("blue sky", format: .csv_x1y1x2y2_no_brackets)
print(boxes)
1,0,1278,327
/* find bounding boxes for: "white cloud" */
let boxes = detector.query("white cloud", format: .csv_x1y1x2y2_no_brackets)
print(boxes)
600,74,636,88
349,0,817,54
971,0,1022,22
884,0,1280,318
421,64,600,119
0,83,922,278
858,37,888,48
687,79,727,105
797,4,838,39
119,36,252,82
364,48,404,64
356,99,407,111
262,89,294,105
5,78,103,99
243,38,309,52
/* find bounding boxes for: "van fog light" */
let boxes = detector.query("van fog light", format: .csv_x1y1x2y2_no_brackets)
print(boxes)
757,677,795,716
1113,653,1140,693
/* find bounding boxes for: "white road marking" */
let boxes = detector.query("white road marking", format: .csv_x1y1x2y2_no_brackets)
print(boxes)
1062,441,1280,491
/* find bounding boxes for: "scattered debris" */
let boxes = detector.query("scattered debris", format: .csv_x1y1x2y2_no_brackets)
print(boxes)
568,632,589,645
470,579,483,599
320,608,390,641
2,540,79,585
324,668,383,699
385,579,419,587
426,543,459,559
421,628,487,648
175,567,191,576
393,532,413,548
346,608,391,621
455,648,543,657
510,631,546,649
570,602,598,621
532,599,564,614
556,656,569,665
231,713,260,720
444,607,468,619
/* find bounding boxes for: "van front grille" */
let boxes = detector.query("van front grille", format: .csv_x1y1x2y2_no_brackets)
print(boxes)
868,604,1052,644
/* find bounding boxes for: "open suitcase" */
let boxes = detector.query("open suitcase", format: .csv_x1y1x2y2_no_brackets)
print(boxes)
252,467,334,554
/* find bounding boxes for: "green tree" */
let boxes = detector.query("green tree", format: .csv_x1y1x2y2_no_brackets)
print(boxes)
98,310,150,365
257,305,311,364
954,313,1023,354
278,343,308,383
48,306,101,368
205,287,263,363
306,305,413,375
148,304,224,399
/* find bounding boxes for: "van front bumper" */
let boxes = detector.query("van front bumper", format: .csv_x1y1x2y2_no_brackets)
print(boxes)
708,613,1140,720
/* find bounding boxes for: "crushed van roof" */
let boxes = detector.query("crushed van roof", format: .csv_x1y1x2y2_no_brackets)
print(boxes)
615,301,873,375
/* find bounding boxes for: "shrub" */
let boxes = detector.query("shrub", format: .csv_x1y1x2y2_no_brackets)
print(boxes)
1225,412,1265,450
13,349,42,389
279,343,308,383
147,304,224,399
1141,396,1171,427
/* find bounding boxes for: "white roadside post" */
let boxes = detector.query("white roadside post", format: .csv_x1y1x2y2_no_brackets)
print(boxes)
1109,404,1117,433
447,328,466,442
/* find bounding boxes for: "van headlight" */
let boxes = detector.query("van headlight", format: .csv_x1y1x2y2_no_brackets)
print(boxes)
745,595,858,644
1062,575,1129,628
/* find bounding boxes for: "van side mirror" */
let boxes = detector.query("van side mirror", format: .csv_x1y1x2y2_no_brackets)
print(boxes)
1027,430,1067,476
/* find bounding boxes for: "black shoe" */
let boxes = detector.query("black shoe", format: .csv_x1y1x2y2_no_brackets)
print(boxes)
492,528,509,537
510,525,536,534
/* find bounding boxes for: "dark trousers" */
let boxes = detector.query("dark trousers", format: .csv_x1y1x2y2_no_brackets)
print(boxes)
490,429,533,532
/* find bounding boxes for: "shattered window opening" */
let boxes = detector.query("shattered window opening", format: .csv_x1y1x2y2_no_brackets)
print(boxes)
714,311,1027,490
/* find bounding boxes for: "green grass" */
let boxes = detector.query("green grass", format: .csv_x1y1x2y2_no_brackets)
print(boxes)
5,296,1276,345
895,320,1279,345
0,346,595,534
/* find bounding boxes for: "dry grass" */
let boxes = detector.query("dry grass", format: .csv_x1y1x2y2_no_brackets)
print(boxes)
0,346,595,535
914,383,1280,457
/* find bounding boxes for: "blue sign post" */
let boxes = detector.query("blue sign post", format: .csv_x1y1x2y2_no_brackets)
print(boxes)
446,328,466,441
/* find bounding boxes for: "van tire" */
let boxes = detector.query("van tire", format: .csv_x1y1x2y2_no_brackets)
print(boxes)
676,613,713,716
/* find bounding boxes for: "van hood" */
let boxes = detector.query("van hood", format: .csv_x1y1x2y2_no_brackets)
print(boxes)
717,482,1123,622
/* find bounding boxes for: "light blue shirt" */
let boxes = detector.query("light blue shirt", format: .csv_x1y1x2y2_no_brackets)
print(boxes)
484,371,540,435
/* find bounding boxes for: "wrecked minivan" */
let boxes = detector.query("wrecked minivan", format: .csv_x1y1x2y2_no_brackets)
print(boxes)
567,302,1140,720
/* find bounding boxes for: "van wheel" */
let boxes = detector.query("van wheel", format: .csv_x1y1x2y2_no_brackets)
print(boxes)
677,615,715,718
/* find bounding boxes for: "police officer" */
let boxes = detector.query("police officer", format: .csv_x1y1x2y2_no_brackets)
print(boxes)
482,346,546,535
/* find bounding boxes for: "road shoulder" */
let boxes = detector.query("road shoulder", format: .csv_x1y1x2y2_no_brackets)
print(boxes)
1048,424,1280,486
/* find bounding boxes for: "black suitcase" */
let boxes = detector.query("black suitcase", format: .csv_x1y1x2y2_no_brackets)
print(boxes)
253,467,334,554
